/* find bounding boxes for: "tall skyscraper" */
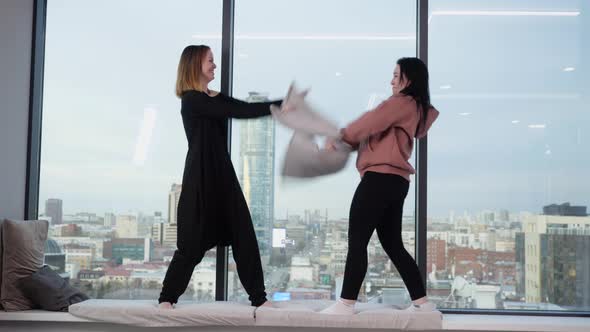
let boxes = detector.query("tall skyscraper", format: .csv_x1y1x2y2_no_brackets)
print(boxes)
168,183,182,225
516,208,590,308
45,198,63,225
238,92,275,255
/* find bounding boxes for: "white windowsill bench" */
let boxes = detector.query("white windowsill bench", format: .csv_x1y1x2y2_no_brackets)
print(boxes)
0,300,588,332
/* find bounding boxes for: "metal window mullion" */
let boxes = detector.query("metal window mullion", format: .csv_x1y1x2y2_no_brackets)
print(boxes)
415,0,429,291
215,0,235,302
25,0,47,220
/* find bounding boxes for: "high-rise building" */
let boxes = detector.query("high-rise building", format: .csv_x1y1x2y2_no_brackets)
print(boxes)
162,222,178,248
45,198,63,225
54,224,82,237
103,238,153,264
516,210,590,308
63,243,94,270
446,247,515,284
237,92,275,255
154,211,165,222
151,221,177,248
286,223,306,250
427,238,446,273
151,222,164,245
543,202,587,217
104,212,116,227
496,210,510,222
138,212,162,238
481,211,495,224
168,184,182,225
115,214,139,238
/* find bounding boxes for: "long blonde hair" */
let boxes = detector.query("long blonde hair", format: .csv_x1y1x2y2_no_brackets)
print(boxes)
175,45,210,97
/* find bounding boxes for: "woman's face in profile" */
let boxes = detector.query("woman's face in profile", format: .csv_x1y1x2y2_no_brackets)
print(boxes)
201,49,217,83
391,64,408,96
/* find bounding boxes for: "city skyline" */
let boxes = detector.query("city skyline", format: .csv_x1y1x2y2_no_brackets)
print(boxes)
39,194,590,310
40,189,588,221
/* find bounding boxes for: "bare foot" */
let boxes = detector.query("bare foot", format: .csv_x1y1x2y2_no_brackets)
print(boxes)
158,302,173,309
260,301,275,308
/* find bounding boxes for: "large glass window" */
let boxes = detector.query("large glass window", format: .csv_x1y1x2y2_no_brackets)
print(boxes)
226,0,417,304
36,0,590,313
427,0,590,311
39,0,222,300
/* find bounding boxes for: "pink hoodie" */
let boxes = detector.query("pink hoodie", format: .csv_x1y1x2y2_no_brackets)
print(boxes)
341,95,439,181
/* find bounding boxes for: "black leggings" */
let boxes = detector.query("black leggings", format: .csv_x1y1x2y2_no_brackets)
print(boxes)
340,171,426,301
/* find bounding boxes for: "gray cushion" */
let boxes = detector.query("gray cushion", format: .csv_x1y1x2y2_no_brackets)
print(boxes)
18,265,89,311
68,300,257,327
0,219,49,311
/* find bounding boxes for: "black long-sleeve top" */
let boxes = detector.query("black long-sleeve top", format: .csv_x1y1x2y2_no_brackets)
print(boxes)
176,90,281,250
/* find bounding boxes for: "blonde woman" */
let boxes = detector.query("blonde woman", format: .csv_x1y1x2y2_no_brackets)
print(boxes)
158,45,281,309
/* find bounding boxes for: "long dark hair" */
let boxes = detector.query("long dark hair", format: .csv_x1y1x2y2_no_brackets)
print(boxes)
397,57,431,129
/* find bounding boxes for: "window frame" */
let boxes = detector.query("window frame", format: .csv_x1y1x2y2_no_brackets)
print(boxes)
26,0,589,317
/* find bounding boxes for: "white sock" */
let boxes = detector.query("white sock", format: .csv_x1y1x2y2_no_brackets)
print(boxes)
405,301,436,312
319,299,355,315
